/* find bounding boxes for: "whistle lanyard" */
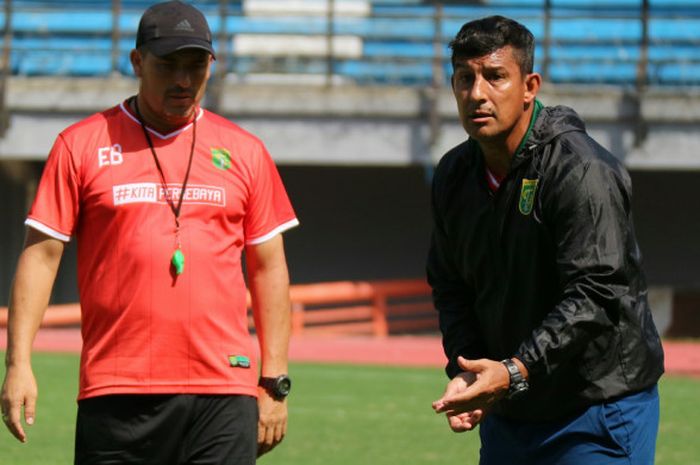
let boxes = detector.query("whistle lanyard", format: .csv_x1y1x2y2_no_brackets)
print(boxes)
133,96,197,275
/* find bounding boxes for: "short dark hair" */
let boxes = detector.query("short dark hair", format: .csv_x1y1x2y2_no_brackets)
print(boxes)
449,16,535,76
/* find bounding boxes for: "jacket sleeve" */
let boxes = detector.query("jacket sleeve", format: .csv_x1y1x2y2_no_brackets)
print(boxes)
427,171,483,379
515,146,637,380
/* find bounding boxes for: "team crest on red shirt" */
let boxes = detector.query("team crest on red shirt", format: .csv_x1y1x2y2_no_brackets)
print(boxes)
211,147,232,170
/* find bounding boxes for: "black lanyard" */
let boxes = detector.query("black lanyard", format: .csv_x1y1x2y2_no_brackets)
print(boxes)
133,96,197,274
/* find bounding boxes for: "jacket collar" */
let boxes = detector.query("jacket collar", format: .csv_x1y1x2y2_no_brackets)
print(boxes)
510,104,587,171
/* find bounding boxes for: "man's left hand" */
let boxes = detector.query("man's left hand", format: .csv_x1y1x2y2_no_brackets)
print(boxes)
432,356,513,415
257,388,287,457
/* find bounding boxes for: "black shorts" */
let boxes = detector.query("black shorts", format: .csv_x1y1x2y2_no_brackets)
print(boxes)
74,394,258,465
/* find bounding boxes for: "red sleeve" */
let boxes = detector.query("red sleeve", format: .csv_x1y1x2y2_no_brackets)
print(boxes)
25,134,80,242
244,143,298,245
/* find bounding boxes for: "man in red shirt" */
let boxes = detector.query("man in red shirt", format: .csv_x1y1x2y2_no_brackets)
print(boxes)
1,2,298,463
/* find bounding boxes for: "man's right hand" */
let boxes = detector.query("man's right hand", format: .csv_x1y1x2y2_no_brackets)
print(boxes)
2,229,64,443
432,369,485,432
1,363,38,442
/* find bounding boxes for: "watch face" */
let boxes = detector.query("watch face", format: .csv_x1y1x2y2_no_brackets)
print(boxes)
276,376,291,396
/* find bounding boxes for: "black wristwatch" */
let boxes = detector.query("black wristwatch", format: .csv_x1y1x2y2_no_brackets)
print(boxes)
258,374,292,399
501,358,529,399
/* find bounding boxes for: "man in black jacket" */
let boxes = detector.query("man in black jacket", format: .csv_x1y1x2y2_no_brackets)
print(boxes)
429,16,664,465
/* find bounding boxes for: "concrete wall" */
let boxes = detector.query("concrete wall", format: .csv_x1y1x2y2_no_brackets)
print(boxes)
2,77,700,169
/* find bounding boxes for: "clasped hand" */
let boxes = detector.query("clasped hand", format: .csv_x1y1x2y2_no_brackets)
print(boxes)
431,356,511,432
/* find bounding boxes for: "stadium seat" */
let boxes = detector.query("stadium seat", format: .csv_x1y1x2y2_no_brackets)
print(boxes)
0,0,698,86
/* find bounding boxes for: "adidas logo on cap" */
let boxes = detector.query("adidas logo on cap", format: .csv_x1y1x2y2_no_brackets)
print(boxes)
174,19,194,33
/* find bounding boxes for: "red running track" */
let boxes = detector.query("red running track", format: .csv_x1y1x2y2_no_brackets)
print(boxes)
1,328,698,377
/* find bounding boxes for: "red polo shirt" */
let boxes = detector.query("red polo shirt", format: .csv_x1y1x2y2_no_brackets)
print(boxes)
27,101,298,399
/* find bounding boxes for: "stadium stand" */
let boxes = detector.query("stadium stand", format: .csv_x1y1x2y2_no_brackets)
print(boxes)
0,0,699,86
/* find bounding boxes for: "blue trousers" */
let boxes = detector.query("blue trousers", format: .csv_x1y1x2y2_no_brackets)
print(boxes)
479,385,660,465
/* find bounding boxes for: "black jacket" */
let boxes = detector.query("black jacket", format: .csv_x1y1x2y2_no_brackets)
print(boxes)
427,105,664,422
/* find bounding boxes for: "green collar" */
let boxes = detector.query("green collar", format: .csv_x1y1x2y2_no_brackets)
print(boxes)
469,98,543,178
514,98,543,156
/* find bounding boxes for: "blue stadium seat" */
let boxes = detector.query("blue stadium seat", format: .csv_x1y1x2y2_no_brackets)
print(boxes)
363,42,439,59
550,19,642,42
14,51,112,76
10,11,114,33
651,62,700,84
0,0,698,86
650,18,700,40
548,62,638,84
337,60,434,84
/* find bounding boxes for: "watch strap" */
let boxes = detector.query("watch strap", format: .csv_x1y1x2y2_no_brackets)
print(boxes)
258,375,291,399
501,358,529,399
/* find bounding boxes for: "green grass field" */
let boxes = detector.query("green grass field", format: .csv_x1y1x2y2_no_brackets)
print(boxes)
0,352,698,465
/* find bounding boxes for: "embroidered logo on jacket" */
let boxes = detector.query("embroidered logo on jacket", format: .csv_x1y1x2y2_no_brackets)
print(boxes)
519,178,539,215
211,148,232,170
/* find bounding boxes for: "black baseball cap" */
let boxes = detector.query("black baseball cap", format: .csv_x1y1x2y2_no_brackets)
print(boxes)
136,1,215,58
